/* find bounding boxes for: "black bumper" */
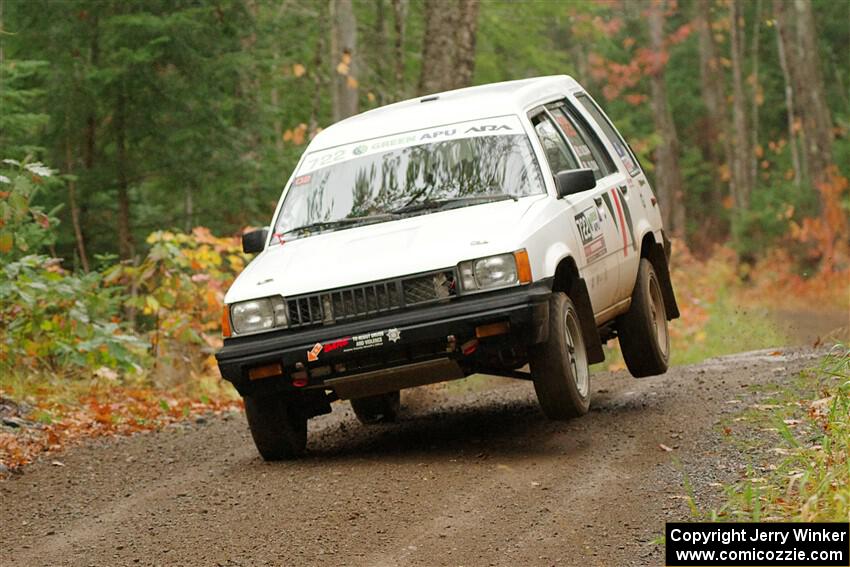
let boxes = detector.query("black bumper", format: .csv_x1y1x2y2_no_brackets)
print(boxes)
215,281,552,396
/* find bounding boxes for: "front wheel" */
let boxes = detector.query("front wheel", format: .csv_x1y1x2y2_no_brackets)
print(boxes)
350,391,401,424
243,393,307,460
617,258,670,377
529,292,591,420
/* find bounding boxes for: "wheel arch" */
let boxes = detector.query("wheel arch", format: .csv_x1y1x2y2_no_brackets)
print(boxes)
638,231,680,320
551,255,605,364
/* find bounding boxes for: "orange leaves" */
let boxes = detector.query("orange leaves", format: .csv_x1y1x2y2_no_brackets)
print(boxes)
292,63,306,78
0,385,241,473
336,51,352,76
0,232,12,253
283,123,308,145
786,168,850,272
624,93,647,106
668,22,694,45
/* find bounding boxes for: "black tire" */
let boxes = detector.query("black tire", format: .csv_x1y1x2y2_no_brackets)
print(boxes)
243,393,307,460
529,292,591,420
350,391,401,424
618,258,670,378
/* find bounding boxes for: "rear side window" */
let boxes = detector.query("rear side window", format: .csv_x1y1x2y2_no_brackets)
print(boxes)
576,93,641,176
530,113,579,175
547,104,616,180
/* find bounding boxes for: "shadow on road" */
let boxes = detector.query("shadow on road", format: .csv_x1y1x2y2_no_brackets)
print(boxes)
241,374,657,466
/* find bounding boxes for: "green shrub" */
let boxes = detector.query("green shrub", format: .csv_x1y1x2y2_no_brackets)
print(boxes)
0,254,149,375
0,159,61,259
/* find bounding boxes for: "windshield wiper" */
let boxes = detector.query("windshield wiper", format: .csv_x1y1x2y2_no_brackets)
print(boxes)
280,214,398,237
392,193,517,215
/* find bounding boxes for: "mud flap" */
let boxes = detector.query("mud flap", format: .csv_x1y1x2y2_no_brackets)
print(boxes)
569,277,605,365
647,240,680,320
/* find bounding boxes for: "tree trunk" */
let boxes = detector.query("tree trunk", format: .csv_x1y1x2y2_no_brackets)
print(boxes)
647,0,686,238
115,86,134,260
184,185,193,232
64,125,90,272
309,7,325,136
330,0,358,122
749,0,762,185
790,0,834,190
419,0,480,94
391,0,407,98
696,0,733,208
729,0,753,211
372,0,388,104
773,2,802,188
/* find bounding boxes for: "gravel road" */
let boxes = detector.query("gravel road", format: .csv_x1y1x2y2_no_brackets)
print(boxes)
1,348,822,567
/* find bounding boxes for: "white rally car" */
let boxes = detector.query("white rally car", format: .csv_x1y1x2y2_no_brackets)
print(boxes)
216,76,679,460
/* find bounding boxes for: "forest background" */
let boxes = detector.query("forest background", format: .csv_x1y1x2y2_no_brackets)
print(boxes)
1,0,848,468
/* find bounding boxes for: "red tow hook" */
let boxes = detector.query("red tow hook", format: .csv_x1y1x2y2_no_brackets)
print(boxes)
461,339,479,356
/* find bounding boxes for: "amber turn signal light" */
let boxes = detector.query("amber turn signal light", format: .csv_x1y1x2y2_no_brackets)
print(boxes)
475,321,511,338
221,305,232,338
514,249,532,284
248,363,283,381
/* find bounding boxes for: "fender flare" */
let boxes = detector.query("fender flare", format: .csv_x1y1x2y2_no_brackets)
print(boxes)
640,231,680,320
551,256,605,365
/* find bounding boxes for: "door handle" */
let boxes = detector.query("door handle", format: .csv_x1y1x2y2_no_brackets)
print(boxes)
619,184,628,195
594,197,603,207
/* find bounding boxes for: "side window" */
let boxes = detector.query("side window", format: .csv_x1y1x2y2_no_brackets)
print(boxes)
530,113,579,175
576,93,641,176
548,104,616,180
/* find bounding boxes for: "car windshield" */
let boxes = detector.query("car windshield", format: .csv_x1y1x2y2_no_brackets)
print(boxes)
272,116,544,240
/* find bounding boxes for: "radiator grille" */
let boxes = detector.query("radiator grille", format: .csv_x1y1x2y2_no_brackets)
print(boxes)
286,270,456,329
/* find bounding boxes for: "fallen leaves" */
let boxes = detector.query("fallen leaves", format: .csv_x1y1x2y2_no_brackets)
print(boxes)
0,386,241,474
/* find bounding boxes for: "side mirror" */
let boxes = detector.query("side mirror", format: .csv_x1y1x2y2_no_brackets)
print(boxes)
242,227,269,254
554,168,596,198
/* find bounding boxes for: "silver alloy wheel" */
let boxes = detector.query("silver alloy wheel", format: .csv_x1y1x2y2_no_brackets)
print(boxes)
648,272,670,358
564,308,589,398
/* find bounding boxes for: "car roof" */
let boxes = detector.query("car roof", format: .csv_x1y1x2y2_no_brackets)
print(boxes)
307,75,581,152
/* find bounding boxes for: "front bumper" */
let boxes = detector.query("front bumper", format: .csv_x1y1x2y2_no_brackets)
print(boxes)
215,281,552,396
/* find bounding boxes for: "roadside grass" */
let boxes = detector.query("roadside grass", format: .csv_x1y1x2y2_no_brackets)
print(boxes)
694,346,850,522
670,294,787,366
600,290,788,372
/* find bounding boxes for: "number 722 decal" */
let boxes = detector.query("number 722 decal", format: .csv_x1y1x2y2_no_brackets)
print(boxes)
575,206,607,263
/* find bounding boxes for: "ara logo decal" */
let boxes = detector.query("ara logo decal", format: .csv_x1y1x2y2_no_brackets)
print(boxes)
575,206,607,263
464,124,512,133
307,343,323,362
386,328,401,343
353,144,368,155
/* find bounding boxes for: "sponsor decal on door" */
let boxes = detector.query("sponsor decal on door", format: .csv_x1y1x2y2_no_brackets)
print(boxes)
575,206,607,263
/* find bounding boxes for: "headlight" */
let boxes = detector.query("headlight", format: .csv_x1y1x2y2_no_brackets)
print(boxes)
459,250,532,292
229,296,288,334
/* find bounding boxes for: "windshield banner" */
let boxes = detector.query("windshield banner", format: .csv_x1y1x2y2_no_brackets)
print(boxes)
297,115,526,174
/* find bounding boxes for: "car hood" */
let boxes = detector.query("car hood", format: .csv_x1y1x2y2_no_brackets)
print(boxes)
225,196,546,303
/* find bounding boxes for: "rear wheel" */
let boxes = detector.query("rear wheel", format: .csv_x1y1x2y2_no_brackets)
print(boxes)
529,292,591,420
618,258,670,377
350,391,401,424
243,393,307,460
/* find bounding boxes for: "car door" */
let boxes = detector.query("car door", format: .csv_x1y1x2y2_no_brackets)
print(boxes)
545,100,633,316
528,107,621,315
571,92,651,303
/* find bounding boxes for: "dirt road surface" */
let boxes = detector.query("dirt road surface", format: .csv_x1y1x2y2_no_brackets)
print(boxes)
1,348,824,567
